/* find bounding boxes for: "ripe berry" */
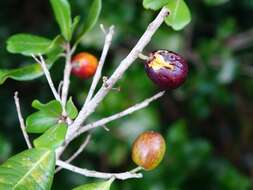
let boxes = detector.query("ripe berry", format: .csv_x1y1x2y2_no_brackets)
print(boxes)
131,131,166,171
71,52,98,79
144,50,188,89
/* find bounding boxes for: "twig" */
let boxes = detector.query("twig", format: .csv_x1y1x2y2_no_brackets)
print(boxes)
14,92,32,149
61,43,72,112
68,7,169,136
32,54,61,102
58,81,63,95
138,53,149,61
84,25,115,107
55,134,91,173
56,160,143,180
65,91,165,145
130,166,143,173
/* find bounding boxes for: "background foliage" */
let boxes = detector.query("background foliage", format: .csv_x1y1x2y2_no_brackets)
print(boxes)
0,0,253,189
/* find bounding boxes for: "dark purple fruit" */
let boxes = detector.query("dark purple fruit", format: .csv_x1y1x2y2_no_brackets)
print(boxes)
131,131,166,171
145,50,188,89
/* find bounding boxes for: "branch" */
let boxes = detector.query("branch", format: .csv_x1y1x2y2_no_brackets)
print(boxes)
68,7,169,136
14,92,32,149
56,160,143,180
32,54,61,102
61,44,72,111
55,134,91,173
84,25,115,107
65,91,165,145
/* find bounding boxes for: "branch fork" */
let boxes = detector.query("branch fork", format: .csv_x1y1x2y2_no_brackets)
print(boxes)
16,7,169,181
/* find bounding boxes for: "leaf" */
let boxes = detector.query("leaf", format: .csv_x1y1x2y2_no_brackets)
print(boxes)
32,100,62,116
47,35,65,52
7,34,52,56
50,0,72,41
26,111,60,133
66,97,78,119
165,0,191,30
34,123,67,149
72,16,81,33
73,178,114,190
0,45,62,85
0,148,55,190
143,0,169,10
76,0,102,45
27,100,62,133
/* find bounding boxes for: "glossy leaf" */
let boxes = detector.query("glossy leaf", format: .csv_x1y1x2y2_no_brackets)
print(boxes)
143,0,169,10
73,178,114,190
7,34,52,56
32,100,47,110
165,0,191,30
34,123,67,149
0,148,55,190
26,111,60,133
50,0,72,41
47,35,65,52
0,46,62,85
76,0,102,45
32,100,62,116
66,97,78,119
27,100,62,133
72,16,81,33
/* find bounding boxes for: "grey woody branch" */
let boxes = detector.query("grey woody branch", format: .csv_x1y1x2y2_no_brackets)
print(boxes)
68,7,169,135
61,43,72,112
32,54,61,102
14,92,32,149
56,8,169,178
65,91,165,145
84,25,115,107
55,134,91,173
56,160,143,180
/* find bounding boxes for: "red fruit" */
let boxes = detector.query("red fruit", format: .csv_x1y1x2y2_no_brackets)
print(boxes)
71,52,98,79
131,131,166,171
145,50,188,89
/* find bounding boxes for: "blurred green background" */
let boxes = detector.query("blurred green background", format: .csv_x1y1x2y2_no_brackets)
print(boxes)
0,0,253,189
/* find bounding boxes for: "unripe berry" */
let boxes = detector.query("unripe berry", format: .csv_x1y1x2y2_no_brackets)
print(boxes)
145,50,188,89
71,52,98,79
131,131,166,170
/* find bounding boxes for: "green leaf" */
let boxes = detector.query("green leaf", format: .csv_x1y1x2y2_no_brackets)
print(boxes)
47,35,65,52
0,45,62,85
143,0,169,10
73,178,114,190
76,0,102,45
0,148,55,190
7,34,52,56
165,0,191,30
66,97,78,119
27,100,62,133
32,100,62,116
34,123,67,149
32,100,47,110
50,0,72,41
72,16,81,33
26,111,60,133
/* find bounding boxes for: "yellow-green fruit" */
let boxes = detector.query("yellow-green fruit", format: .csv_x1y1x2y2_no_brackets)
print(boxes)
131,131,166,170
